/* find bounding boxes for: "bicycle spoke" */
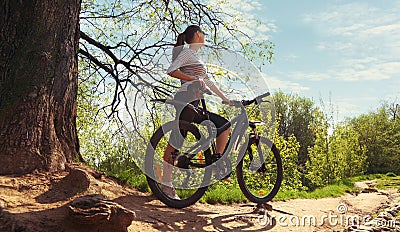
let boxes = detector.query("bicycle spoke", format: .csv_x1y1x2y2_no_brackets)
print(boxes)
237,136,282,203
145,120,212,208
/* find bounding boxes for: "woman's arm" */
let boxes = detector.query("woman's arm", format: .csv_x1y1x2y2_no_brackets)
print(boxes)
169,70,196,81
202,77,231,104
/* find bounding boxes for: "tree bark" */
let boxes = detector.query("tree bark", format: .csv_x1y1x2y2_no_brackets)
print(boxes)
0,0,82,174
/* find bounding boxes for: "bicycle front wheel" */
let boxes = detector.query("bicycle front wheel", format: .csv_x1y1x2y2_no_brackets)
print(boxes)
236,136,282,203
145,120,212,208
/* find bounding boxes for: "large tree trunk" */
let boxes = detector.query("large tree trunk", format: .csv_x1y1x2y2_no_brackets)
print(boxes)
0,0,82,174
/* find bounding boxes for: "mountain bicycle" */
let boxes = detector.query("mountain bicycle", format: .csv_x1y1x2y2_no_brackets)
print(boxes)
145,90,282,208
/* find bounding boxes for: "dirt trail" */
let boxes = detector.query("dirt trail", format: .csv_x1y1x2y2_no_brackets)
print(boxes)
124,189,398,231
0,165,399,232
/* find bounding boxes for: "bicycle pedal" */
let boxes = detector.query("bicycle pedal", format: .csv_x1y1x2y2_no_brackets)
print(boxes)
257,164,267,173
174,154,190,169
171,149,180,160
211,153,223,163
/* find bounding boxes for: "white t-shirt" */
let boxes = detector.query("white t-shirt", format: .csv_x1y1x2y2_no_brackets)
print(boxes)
167,47,215,92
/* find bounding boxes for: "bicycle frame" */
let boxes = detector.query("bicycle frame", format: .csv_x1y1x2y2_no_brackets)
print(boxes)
152,92,271,169
146,91,281,208
180,97,261,168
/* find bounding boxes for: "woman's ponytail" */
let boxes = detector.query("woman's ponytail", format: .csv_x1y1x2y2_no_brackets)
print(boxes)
175,32,186,47
173,32,186,61
172,25,201,61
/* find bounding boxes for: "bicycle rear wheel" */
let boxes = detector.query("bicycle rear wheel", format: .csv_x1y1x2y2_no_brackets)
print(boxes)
145,120,212,208
236,136,282,203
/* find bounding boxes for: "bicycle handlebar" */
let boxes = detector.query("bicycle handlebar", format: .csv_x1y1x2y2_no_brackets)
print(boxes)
151,91,270,111
223,92,271,107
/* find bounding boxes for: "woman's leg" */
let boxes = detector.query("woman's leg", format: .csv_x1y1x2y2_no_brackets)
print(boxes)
162,143,175,185
204,113,232,181
162,106,195,187
216,127,230,154
204,112,231,155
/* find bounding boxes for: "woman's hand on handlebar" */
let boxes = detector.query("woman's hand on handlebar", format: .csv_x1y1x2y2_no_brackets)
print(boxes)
222,92,271,107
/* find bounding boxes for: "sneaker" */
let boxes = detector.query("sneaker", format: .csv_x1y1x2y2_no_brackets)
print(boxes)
162,185,181,200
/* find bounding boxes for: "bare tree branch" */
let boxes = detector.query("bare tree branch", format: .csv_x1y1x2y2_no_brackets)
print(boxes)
78,0,274,138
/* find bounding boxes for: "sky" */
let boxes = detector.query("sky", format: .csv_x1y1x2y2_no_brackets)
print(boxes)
238,0,400,121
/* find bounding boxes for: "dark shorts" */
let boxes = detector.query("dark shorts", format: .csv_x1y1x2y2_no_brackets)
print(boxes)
175,97,231,136
177,101,231,136
168,100,231,149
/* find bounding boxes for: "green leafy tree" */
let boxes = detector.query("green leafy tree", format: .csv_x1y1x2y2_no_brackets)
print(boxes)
351,103,400,174
305,111,330,188
76,0,275,181
330,125,366,178
273,91,318,166
77,63,127,171
2,0,275,175
306,111,367,189
274,129,305,191
78,0,274,138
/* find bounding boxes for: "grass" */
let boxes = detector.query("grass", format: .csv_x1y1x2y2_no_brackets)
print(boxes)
200,178,357,204
104,168,400,205
199,173,400,204
274,183,355,201
107,168,150,193
199,174,362,204
127,173,150,192
200,181,247,204
375,174,400,191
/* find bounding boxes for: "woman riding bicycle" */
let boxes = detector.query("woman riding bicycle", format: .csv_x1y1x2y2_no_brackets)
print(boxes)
162,25,233,199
